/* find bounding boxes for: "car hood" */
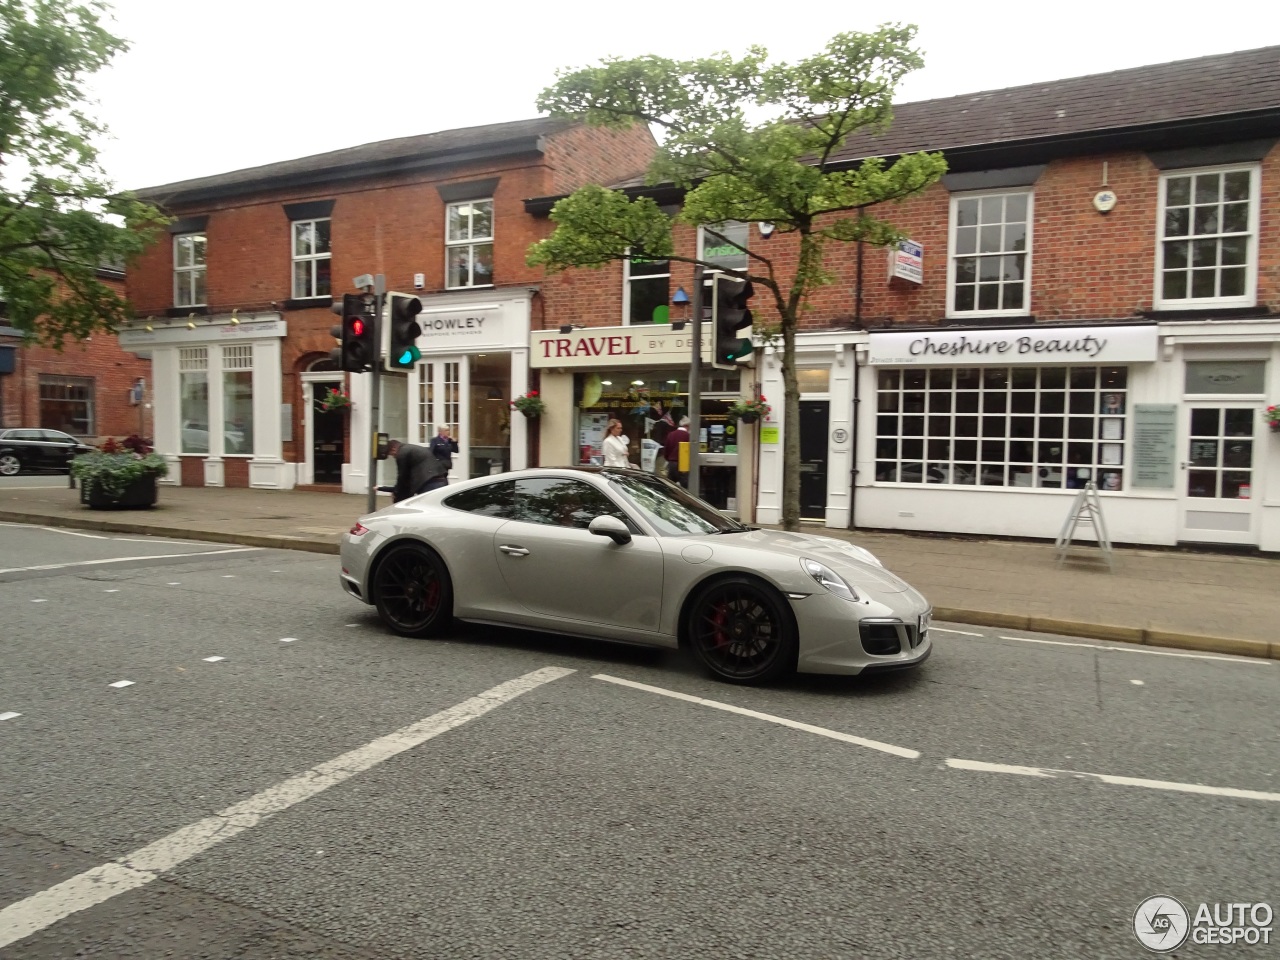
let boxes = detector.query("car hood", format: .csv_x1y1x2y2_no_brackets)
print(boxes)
706,529,917,595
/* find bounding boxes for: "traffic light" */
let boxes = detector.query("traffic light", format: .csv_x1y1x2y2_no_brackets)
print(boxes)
329,293,376,372
711,272,754,370
385,292,423,371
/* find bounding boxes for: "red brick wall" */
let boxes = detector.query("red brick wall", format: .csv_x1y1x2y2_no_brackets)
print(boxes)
0,275,151,441
542,124,657,197
538,144,1280,332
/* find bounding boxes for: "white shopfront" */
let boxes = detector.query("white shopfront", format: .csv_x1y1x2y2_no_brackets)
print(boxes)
851,320,1280,549
346,287,535,494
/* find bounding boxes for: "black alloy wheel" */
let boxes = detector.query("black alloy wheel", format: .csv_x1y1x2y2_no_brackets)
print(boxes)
686,576,797,684
372,542,453,637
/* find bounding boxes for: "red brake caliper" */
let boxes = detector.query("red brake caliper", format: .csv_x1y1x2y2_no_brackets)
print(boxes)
711,601,730,647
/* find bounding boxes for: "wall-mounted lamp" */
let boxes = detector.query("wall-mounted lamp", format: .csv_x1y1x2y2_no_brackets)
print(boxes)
757,222,776,239
229,309,240,326
671,286,691,331
672,287,690,305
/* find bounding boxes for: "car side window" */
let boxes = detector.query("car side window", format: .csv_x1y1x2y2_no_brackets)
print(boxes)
514,477,632,531
10,430,36,440
442,479,515,518
41,431,72,442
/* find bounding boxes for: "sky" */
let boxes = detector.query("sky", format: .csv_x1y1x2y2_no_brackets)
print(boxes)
83,0,1280,191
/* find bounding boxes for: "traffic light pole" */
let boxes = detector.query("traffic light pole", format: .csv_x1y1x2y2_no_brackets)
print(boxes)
366,274,385,514
687,265,703,497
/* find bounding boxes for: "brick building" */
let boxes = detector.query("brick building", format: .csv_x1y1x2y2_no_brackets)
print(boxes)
118,118,655,492
524,46,1280,549
0,268,152,443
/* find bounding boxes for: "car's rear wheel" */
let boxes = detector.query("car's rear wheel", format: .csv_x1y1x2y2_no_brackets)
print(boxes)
686,576,797,684
0,454,20,476
371,542,453,638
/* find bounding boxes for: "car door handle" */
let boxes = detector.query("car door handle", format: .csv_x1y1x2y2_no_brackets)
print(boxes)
498,544,529,557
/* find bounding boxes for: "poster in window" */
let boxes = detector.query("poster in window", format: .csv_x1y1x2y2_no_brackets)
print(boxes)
1100,443,1123,465
1101,418,1124,440
1101,393,1125,415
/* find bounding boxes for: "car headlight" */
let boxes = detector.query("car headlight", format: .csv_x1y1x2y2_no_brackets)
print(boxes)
801,558,860,602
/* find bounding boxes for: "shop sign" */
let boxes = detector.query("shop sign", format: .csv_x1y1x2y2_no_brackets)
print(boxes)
887,239,923,284
531,326,713,368
868,324,1158,366
416,299,528,353
1131,404,1177,489
117,317,286,347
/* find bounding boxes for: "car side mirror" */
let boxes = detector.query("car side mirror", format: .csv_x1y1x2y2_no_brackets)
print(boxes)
588,515,632,545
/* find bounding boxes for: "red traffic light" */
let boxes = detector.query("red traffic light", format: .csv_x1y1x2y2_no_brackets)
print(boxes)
350,318,365,337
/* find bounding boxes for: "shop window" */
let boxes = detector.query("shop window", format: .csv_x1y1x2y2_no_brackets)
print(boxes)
875,365,1129,491
38,376,94,436
291,219,331,299
179,347,209,454
174,233,206,307
624,254,670,325
446,199,494,288
222,344,254,455
1156,165,1258,308
1183,360,1265,395
948,191,1031,317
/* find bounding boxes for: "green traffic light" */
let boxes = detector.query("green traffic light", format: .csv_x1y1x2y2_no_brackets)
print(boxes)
394,344,422,367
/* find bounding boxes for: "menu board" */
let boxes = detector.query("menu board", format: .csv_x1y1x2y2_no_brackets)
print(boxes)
1131,404,1177,489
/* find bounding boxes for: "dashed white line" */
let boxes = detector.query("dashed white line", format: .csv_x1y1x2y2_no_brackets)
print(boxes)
0,712,20,722
997,635,1269,665
946,758,1280,803
103,589,119,593
1130,679,1145,685
593,674,920,759
0,667,576,950
0,547,262,576
202,657,225,663
30,599,46,603
107,681,134,689
931,627,984,637
278,637,296,643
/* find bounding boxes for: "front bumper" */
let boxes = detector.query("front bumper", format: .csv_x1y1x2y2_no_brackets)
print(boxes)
793,595,933,675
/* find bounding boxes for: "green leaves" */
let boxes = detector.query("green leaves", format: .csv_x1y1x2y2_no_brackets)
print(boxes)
0,0,167,345
527,185,674,272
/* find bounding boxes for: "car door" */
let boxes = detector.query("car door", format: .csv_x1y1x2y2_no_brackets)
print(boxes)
7,430,40,469
40,430,77,469
494,476,665,634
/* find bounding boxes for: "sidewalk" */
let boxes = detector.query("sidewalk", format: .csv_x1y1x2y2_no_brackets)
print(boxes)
1,482,1276,661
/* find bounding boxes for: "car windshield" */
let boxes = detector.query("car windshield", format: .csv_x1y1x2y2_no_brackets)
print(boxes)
606,472,748,537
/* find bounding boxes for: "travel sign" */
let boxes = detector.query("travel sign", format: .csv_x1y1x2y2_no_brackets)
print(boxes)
867,324,1158,366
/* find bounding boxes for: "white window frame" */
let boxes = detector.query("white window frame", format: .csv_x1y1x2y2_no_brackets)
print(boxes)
173,233,206,308
873,364,1129,491
291,218,331,300
445,199,494,289
1154,163,1259,310
946,190,1033,319
221,344,254,457
622,251,671,325
178,346,210,455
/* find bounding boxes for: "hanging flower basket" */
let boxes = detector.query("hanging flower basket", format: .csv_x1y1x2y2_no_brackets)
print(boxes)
317,387,352,413
511,390,546,418
1266,404,1280,433
727,393,771,423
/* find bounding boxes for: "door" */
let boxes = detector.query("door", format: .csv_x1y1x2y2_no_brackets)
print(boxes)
799,400,829,520
494,477,665,632
1177,405,1260,545
39,430,77,470
312,380,345,484
416,358,467,480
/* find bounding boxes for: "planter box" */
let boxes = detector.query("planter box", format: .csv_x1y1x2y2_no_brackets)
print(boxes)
80,473,159,510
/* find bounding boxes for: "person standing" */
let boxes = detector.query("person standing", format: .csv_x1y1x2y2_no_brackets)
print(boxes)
663,416,691,487
427,424,459,477
387,439,446,502
601,418,632,468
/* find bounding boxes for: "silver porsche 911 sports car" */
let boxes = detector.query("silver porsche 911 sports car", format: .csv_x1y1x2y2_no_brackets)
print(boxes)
339,467,932,684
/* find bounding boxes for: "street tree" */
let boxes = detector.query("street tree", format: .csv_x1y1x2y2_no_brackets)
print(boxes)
528,25,946,531
0,0,165,345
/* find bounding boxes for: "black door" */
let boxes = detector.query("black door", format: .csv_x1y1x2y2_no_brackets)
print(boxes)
313,382,345,484
799,400,829,519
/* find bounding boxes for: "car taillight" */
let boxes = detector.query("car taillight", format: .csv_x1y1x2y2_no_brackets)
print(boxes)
349,522,369,536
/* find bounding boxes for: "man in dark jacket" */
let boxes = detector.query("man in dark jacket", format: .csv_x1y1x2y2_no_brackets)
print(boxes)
387,439,447,502
427,424,459,473
662,416,690,487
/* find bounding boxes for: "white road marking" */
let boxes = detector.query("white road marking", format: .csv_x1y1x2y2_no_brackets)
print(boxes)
279,637,296,643
202,657,225,663
0,712,20,721
998,635,1269,665
1130,679,1145,685
594,674,920,759
931,627,984,637
0,547,262,576
221,575,235,579
0,667,575,949
30,599,46,603
167,582,181,586
42,527,107,539
946,758,1280,803
103,589,119,593
108,681,134,689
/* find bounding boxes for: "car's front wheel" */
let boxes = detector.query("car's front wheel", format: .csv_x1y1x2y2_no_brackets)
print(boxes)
686,576,797,684
0,453,21,477
371,542,453,638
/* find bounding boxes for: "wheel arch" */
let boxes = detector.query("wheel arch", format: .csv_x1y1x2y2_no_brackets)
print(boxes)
365,533,454,603
674,569,798,653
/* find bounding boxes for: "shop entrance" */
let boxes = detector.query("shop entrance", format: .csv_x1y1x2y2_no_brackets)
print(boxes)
310,379,344,484
799,400,829,520
1176,404,1261,545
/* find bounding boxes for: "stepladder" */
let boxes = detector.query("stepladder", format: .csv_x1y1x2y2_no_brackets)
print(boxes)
1054,481,1115,572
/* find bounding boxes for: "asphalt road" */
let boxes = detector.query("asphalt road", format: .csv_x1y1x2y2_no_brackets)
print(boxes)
1,523,1276,959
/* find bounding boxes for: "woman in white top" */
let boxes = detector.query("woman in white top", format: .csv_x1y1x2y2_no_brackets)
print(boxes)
601,418,631,468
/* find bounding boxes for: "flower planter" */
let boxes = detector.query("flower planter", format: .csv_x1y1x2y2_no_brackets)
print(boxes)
739,411,760,424
80,473,159,510
520,408,539,419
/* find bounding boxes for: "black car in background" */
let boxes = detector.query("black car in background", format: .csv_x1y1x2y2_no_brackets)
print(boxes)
0,429,96,476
